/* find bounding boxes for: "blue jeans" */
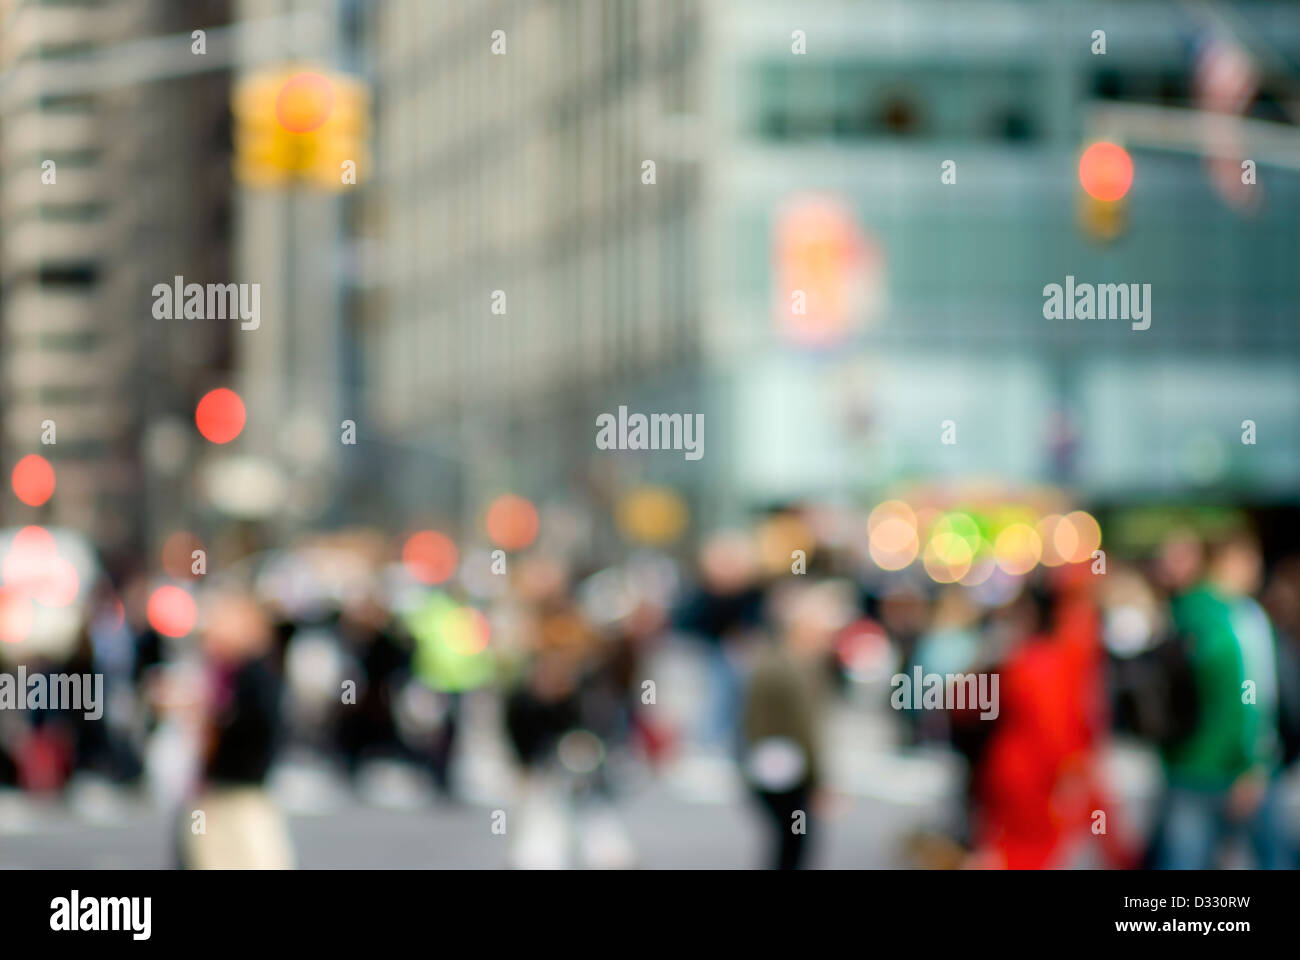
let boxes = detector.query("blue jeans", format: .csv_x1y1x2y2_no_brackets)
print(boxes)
1156,778,1292,870
699,643,741,751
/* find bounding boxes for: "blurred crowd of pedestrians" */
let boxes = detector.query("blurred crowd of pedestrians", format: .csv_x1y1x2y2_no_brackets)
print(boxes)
2,507,1298,870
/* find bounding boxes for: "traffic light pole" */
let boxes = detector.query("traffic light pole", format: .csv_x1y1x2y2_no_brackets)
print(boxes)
1085,102,1300,172
0,13,330,110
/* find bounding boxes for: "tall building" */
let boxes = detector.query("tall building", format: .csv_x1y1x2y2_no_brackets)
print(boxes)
0,0,234,567
360,0,703,534
357,0,1300,539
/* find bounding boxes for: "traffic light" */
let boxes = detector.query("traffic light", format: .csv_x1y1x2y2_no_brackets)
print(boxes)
1077,141,1132,243
233,66,369,190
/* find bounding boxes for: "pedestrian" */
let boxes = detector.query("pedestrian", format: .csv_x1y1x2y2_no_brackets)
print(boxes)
742,581,838,869
1155,531,1290,869
180,590,293,869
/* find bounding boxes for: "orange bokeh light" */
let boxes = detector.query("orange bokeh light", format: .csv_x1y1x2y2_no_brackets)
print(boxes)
276,72,334,133
1037,514,1069,567
11,454,55,507
1060,510,1103,564
1079,141,1134,202
868,500,919,571
402,531,459,585
195,388,246,444
484,495,540,551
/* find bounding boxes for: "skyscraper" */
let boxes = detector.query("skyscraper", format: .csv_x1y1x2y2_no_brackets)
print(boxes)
0,0,234,565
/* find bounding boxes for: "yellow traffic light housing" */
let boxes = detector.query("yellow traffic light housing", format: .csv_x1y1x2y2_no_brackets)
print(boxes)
233,66,369,190
1078,193,1127,243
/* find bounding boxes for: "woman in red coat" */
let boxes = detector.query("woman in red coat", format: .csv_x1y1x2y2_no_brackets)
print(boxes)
972,569,1132,869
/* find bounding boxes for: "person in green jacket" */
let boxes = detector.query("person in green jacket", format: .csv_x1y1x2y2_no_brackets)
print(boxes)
1156,531,1290,869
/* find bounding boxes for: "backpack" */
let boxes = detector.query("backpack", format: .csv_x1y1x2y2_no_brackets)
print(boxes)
1110,631,1200,748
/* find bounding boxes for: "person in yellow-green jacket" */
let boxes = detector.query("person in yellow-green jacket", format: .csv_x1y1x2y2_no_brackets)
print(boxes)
404,591,495,798
1155,531,1291,869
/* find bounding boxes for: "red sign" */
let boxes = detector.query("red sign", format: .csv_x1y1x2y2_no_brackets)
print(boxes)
773,195,882,347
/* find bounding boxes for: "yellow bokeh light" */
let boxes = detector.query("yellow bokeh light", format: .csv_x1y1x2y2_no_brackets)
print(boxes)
924,532,973,583
870,522,919,570
932,513,980,557
758,514,815,575
994,523,1042,576
615,486,689,545
444,606,490,656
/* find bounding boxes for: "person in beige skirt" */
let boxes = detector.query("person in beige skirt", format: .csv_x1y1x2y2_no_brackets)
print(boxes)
181,590,294,870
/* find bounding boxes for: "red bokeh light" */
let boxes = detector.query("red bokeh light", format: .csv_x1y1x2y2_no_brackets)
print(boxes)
402,531,459,585
195,388,246,444
11,454,55,507
484,495,540,551
6,525,56,565
1,525,78,608
147,585,198,638
1079,141,1134,202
